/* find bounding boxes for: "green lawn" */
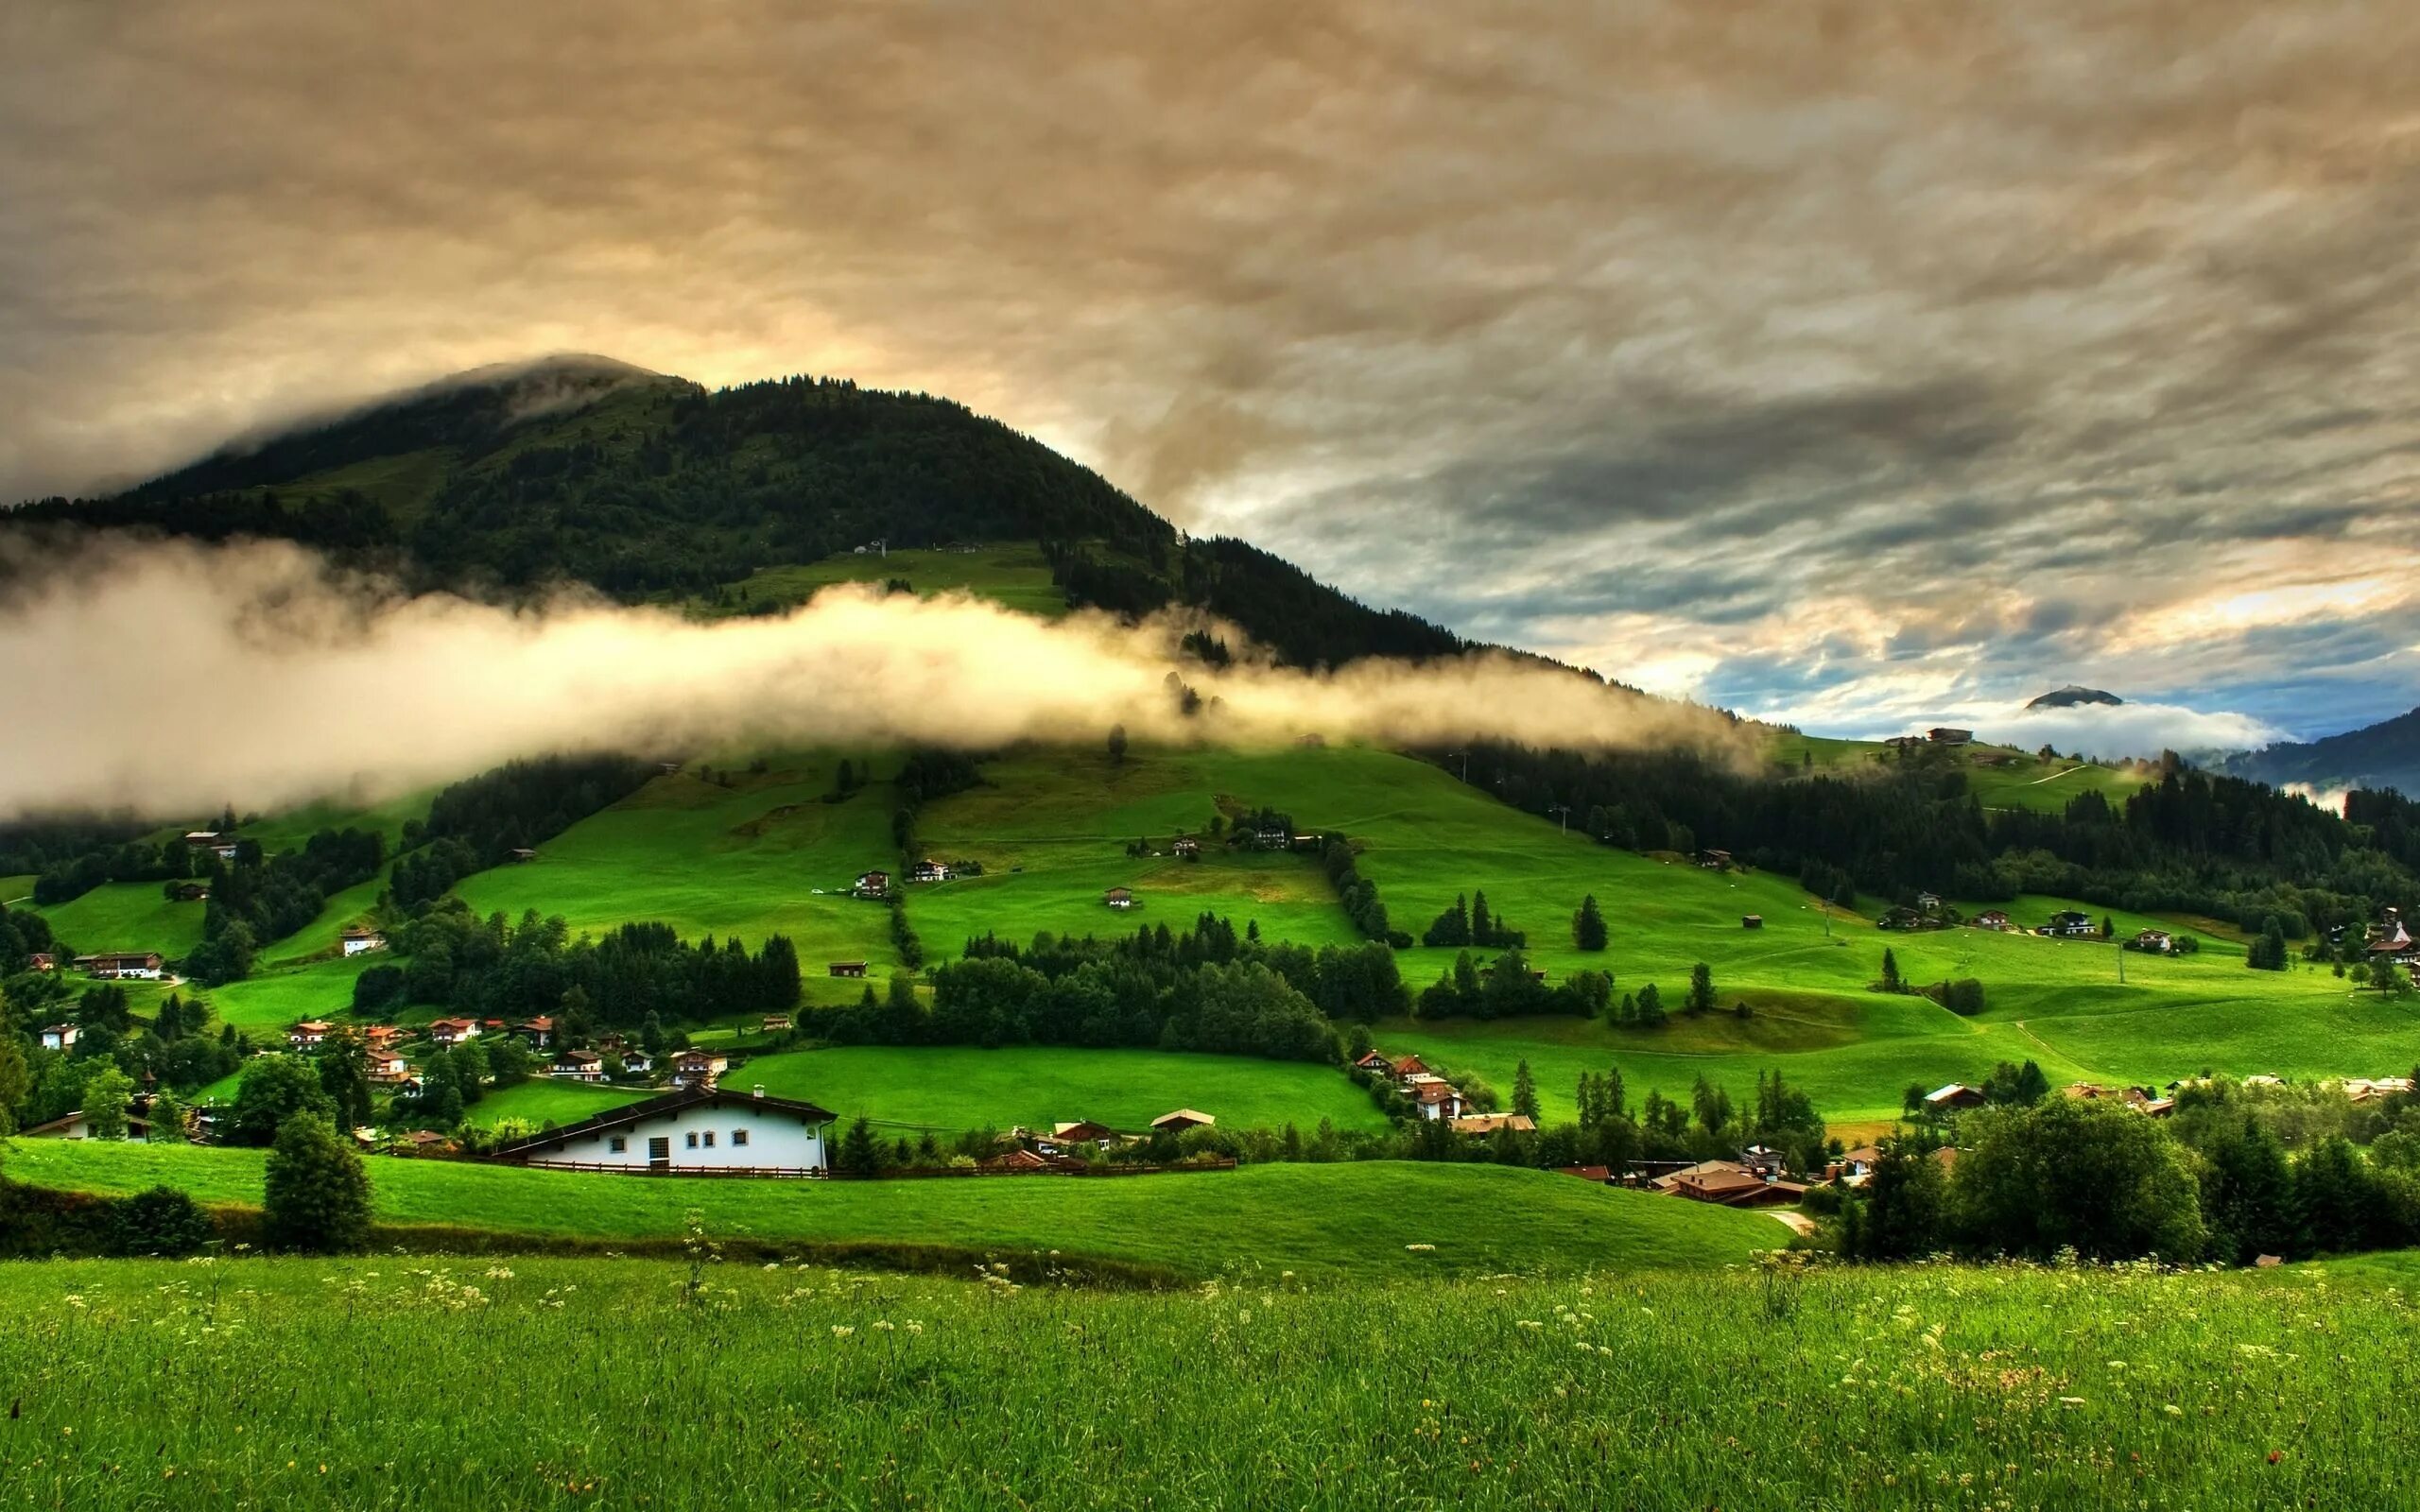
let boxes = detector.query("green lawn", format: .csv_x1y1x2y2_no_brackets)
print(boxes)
198,954,386,1033
744,1044,1391,1134
20,879,207,956
4,1141,1774,1280
1768,730,2151,815
461,1076,651,1130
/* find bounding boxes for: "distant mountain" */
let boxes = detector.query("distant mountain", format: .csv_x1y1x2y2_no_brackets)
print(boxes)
2225,708,2420,799
2028,685,2123,709
5,359,1469,670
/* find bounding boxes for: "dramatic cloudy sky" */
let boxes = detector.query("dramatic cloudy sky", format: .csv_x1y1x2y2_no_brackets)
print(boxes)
5,1,2417,747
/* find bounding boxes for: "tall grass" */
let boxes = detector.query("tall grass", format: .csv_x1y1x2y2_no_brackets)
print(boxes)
1,1253,2410,1509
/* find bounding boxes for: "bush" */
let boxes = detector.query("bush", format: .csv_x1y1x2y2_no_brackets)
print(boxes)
108,1185,216,1258
263,1111,373,1253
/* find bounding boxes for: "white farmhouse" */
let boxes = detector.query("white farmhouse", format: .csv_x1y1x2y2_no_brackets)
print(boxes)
484,1086,837,1176
339,925,389,956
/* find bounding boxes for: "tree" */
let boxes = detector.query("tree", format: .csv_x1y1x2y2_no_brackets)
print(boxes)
109,1185,215,1258
1951,1098,2206,1262
0,1031,29,1136
1634,982,1667,1025
1106,724,1129,765
81,1064,136,1140
263,1111,372,1253
1512,1059,1540,1121
1572,895,1608,952
1848,1140,1948,1260
147,1091,186,1143
1685,962,1716,1017
317,1033,374,1129
2249,916,2290,971
230,1056,335,1146
1878,948,1903,994
838,1115,886,1177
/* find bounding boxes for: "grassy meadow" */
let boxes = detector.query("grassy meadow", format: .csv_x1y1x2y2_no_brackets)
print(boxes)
459,1077,651,1130
0,1142,1773,1280
2,1253,2411,1511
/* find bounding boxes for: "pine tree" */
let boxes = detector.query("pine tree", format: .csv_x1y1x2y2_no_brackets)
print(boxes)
263,1111,372,1253
1512,1059,1540,1121
1686,962,1716,1016
1879,948,1903,993
1471,891,1494,947
1635,983,1667,1025
838,1114,885,1177
1573,894,1608,952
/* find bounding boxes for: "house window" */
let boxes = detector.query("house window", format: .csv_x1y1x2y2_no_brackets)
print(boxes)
608,1136,627,1154
731,1128,749,1148
685,1131,700,1149
702,1130,716,1148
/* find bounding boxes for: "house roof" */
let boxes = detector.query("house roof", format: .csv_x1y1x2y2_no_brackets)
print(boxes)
485,1086,838,1160
21,1109,151,1138
1924,1083,1983,1104
1390,1055,1428,1074
1411,1081,1461,1104
1450,1113,1536,1135
1556,1165,1612,1182
1150,1108,1213,1128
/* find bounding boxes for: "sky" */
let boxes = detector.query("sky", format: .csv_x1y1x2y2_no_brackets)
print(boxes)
3,0,2416,749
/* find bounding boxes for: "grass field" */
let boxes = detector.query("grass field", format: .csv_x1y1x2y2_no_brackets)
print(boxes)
460,1076,651,1130
743,1044,1392,1134
1769,730,2152,815
4,1253,2411,1511
449,754,902,1003
17,877,208,956
1,1142,1772,1280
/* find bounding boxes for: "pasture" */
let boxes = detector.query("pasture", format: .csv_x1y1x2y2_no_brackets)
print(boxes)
2,1253,2411,1511
459,1076,651,1130
0,1142,1772,1280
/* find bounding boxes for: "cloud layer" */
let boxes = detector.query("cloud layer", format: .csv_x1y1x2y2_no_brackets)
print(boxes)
0,536,1742,820
4,2,2417,736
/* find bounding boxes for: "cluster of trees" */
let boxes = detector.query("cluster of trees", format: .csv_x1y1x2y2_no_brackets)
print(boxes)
1445,743,2420,947
1841,1074,2420,1265
0,816,177,896
1413,950,1611,1021
1420,890,1525,950
1320,836,1401,945
408,753,659,869
0,986,250,1135
187,827,387,984
0,901,61,976
815,915,1408,1062
350,902,799,1031
891,748,983,853
31,833,199,906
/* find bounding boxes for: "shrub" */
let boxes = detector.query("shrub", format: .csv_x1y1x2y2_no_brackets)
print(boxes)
108,1185,216,1258
263,1111,373,1253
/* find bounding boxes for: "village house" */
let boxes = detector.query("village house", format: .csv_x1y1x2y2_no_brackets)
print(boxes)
1252,824,1291,850
169,882,209,902
852,869,891,899
508,847,538,863
2346,1076,2415,1104
184,831,241,860
287,1020,332,1049
2037,910,2096,938
1915,891,1943,914
1388,1054,1431,1082
363,1023,403,1049
619,1048,656,1076
339,925,388,956
367,1048,412,1084
760,1014,792,1035
27,952,55,971
1150,1108,1215,1135
21,1108,150,1142
1051,1119,1115,1146
1350,1049,1392,1074
1927,728,1973,746
2128,929,2174,954
39,1023,78,1052
513,1017,555,1047
1556,1165,1614,1184
487,1085,837,1175
1408,1078,1466,1121
672,1049,729,1089
1172,835,1201,858
1973,910,2012,931
1924,1083,1988,1111
1698,848,1732,869
1653,1160,1806,1208
79,952,165,980
1829,1144,1882,1186
1449,1112,1535,1137
981,1147,1062,1173
552,1049,608,1082
1883,735,1927,752
1741,914,1763,930
427,1017,480,1048
828,960,869,978
908,858,954,883
1104,886,1137,910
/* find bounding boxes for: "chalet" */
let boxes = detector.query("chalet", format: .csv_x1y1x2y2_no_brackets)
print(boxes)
1252,825,1291,850
551,1050,607,1083
363,1023,403,1048
169,882,210,902
1556,1165,1614,1184
1740,1144,1789,1177
1924,1083,1988,1111
402,1129,456,1153
21,1108,150,1142
508,848,537,863
27,952,55,971
1927,728,1973,746
1741,914,1763,930
184,831,241,859
1172,836,1201,858
2127,929,2174,954
1408,1079,1465,1121
513,1017,555,1047
2139,1097,2176,1118
427,1017,480,1048
1698,848,1732,869
2064,1081,2113,1100
1915,891,1942,914
1449,1112,1536,1137
1104,886,1136,910
488,1085,837,1175
1829,1144,1882,1186
760,1014,792,1034
339,926,388,956
672,1050,728,1089
1973,910,2012,931
2037,911,2096,938
287,1020,332,1049
1150,1108,1215,1135
619,1049,656,1075
1051,1120,1115,1145
982,1147,1060,1173
367,1049,412,1084
852,869,891,899
81,952,165,980
1350,1049,1392,1074
908,859,954,884
39,1023,78,1052
1654,1160,1806,1207
1388,1054,1431,1082
829,960,869,978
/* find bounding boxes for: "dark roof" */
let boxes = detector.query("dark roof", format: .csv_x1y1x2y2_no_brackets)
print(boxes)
485,1086,838,1160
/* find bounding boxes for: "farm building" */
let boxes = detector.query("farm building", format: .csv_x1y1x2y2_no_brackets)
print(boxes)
1915,891,1942,913
39,1023,78,1052
21,1108,150,1142
551,1050,607,1082
1105,886,1136,910
2128,929,2175,954
1556,1165,1614,1184
427,1018,480,1048
981,1147,1062,1173
339,926,388,956
1172,835,1201,857
79,952,165,980
908,859,954,883
828,960,869,978
1051,1119,1115,1145
2037,911,2096,937
1974,910,2012,930
1741,914,1763,929
514,1017,555,1047
169,882,209,902
760,1014,792,1034
487,1086,838,1176
1449,1113,1535,1137
1350,1049,1391,1074
672,1050,728,1088
508,847,537,863
1924,1083,1988,1111
1150,1108,1215,1134
1883,735,1926,752
852,869,891,899
1652,1160,1807,1207
183,831,240,859
367,1049,412,1084
1389,1054,1430,1082
1407,1078,1466,1121
287,1020,331,1048
1698,848,1731,869
26,952,54,971
1927,728,1972,746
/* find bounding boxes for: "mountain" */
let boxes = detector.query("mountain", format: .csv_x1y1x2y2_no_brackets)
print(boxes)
5,358,1466,670
2225,707,2420,798
2027,685,2122,709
